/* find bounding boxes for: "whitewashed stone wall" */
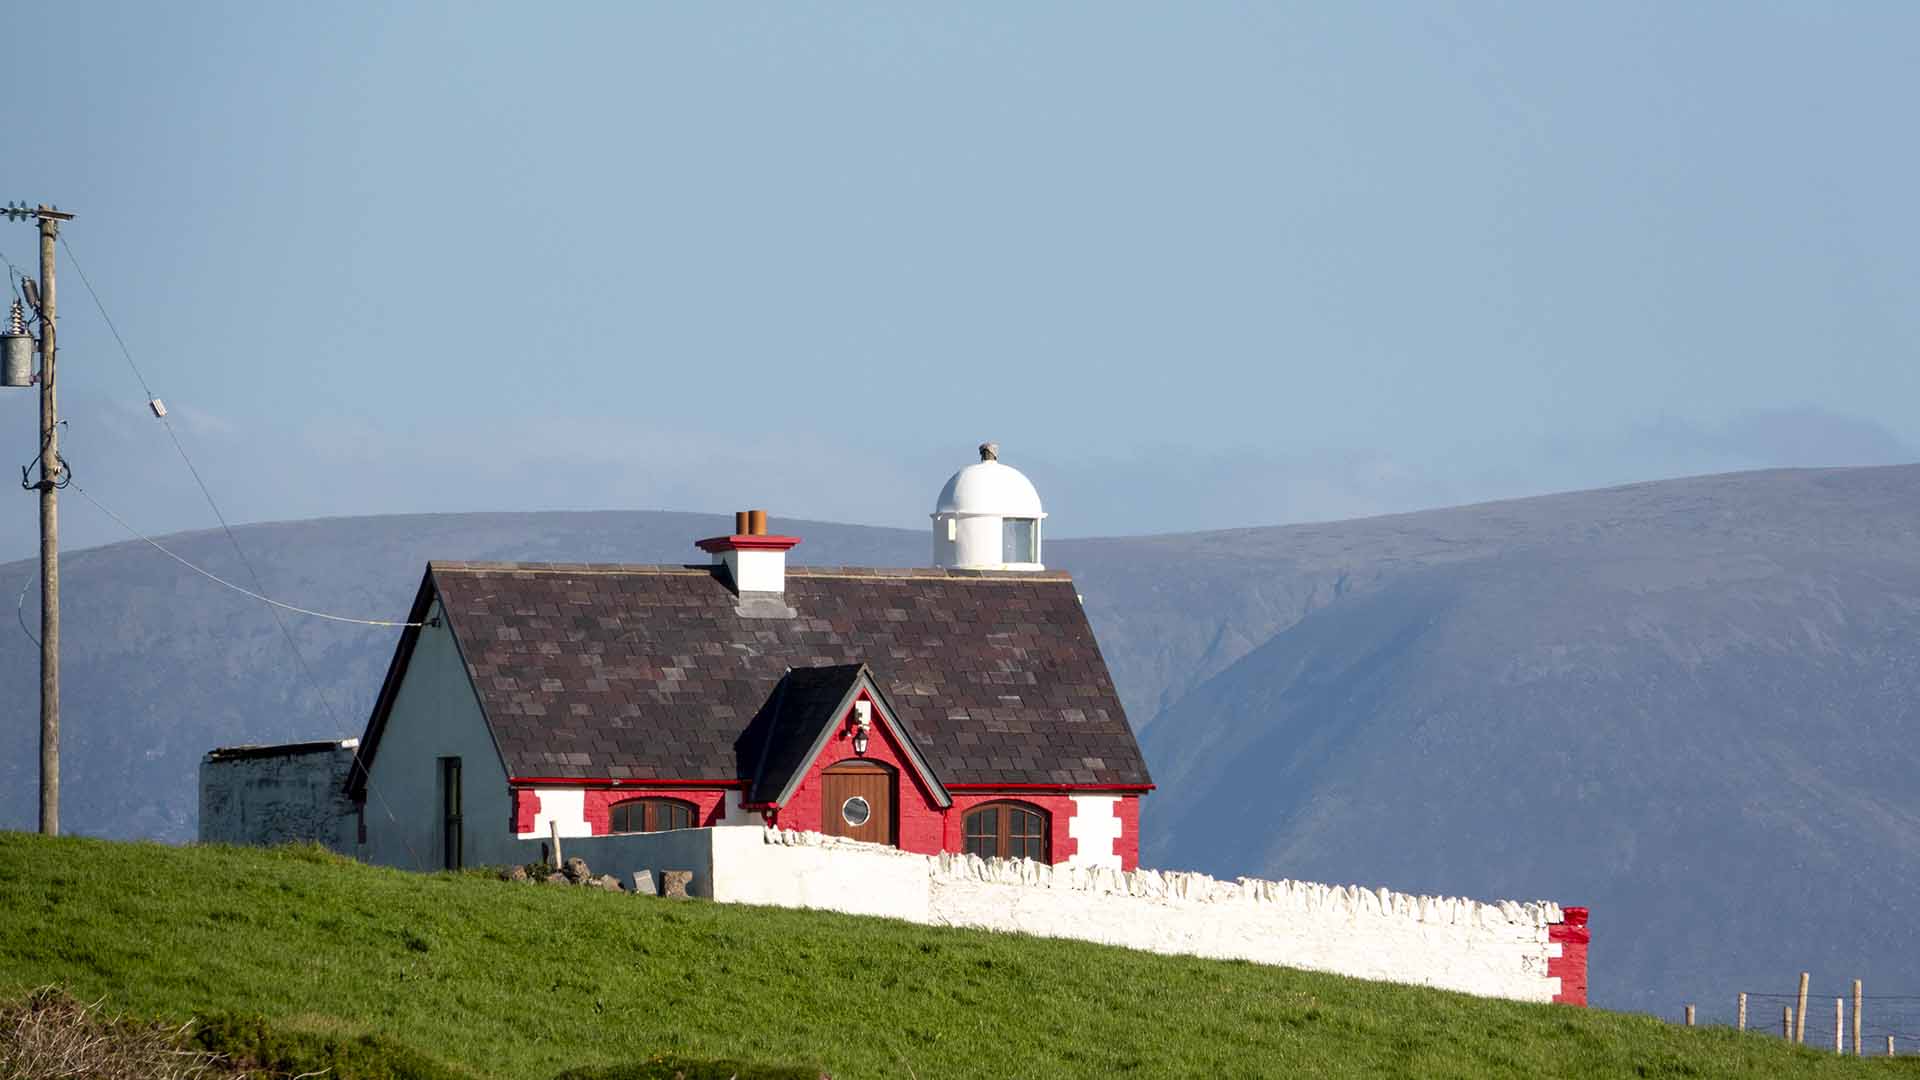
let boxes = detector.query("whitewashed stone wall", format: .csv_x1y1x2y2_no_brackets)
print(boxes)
745,827,1565,1003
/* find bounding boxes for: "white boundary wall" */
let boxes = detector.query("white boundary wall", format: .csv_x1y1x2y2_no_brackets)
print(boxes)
721,828,1565,1003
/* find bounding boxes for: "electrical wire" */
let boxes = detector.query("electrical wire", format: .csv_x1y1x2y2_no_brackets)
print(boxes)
57,235,430,869
71,482,420,627
59,236,153,399
13,547,87,648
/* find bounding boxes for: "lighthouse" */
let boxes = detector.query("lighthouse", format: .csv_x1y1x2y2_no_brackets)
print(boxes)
931,442,1047,571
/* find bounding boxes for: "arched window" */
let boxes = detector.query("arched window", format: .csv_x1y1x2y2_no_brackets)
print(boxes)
609,798,696,834
962,801,1049,862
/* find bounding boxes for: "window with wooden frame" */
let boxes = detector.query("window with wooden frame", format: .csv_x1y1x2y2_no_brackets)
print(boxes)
608,797,697,834
962,801,1049,862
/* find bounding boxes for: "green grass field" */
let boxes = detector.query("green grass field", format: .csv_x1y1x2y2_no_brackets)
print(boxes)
0,833,1909,1079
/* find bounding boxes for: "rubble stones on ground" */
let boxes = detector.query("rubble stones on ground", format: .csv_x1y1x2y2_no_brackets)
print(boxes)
562,856,592,883
545,872,568,885
661,870,693,899
500,864,529,883
632,870,655,896
592,874,624,892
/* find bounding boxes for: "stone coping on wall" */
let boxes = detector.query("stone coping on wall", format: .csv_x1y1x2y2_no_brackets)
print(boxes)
760,827,1565,928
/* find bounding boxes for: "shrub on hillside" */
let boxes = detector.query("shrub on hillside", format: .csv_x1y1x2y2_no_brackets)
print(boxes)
0,987,235,1080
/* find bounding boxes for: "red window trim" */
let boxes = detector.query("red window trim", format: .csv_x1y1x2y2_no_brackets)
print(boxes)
962,800,1051,862
609,796,697,834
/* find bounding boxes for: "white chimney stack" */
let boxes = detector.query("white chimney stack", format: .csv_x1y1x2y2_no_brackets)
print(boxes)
697,509,800,598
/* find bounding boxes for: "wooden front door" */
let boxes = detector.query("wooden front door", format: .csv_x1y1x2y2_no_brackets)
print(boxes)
820,760,895,845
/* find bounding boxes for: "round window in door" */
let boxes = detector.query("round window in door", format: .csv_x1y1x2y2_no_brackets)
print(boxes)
822,759,895,845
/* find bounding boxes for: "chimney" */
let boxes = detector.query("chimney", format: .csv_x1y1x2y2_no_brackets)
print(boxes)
696,509,800,607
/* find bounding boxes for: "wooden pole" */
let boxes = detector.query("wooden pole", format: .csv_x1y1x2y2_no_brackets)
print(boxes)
1889,1035,1896,1057
1796,972,1810,1044
549,819,563,868
1834,998,1843,1054
1783,1006,1793,1040
1853,980,1862,1056
1737,992,1747,1032
34,210,58,837
1684,1005,1695,1026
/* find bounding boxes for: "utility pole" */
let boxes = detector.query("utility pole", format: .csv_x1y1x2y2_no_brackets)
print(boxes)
35,208,60,836
4,202,73,836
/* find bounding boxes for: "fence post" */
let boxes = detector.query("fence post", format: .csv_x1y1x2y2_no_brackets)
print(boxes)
1889,1035,1896,1057
1834,998,1843,1054
549,819,563,868
1796,972,1810,1044
1684,1005,1695,1026
1783,1006,1793,1040
1737,992,1747,1031
1853,980,1862,1056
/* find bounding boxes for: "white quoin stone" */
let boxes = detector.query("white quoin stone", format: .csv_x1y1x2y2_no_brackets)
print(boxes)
932,444,1047,571
1066,795,1123,870
518,788,590,840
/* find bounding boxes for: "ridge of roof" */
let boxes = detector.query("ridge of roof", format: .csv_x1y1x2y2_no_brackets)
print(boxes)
426,559,1073,581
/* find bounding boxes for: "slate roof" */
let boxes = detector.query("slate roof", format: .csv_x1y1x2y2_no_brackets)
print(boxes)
355,561,1150,794
746,664,865,804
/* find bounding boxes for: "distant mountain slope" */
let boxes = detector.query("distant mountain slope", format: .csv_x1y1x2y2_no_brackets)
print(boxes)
4,465,1919,1014
1141,465,1920,1013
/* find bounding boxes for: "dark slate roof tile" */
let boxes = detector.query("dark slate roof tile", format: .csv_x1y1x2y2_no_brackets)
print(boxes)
414,562,1148,788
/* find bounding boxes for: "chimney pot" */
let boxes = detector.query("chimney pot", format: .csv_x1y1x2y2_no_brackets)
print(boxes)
748,509,768,536
734,511,750,536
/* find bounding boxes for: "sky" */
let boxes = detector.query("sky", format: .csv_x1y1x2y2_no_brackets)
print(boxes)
0,2,1915,559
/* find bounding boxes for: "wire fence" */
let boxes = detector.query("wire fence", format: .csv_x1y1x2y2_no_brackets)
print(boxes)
1679,978,1920,1055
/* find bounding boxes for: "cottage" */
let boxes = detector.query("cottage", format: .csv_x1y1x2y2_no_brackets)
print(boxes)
343,445,1152,874
199,447,1592,1005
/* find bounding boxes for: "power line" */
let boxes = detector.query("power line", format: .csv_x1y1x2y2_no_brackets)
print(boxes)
56,235,430,870
58,236,152,399
69,481,420,627
56,236,409,653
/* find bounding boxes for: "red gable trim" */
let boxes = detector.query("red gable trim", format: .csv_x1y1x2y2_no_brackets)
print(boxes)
762,670,952,809
946,783,1156,794
508,777,747,788
694,535,802,553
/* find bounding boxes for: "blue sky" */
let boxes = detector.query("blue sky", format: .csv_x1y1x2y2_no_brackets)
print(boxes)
0,2,1914,558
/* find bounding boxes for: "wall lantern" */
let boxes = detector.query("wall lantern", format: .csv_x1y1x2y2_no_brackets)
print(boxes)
850,699,872,756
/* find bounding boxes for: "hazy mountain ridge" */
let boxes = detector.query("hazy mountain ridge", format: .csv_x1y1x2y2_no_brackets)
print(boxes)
3,464,1918,1013
1141,465,1920,1012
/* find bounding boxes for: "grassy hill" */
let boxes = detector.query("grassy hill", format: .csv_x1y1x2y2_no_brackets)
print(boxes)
0,834,1908,1079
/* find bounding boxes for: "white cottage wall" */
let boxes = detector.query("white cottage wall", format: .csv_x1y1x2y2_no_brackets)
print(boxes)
359,604,519,871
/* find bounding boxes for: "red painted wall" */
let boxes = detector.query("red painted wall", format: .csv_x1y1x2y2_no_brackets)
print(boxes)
777,690,948,854
583,788,732,834
1549,906,1590,1006
513,788,538,834
508,687,1143,870
1114,795,1140,871
509,786,734,835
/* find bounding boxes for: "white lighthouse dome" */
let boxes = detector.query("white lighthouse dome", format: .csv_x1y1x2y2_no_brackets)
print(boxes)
935,461,1045,519
932,443,1046,571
